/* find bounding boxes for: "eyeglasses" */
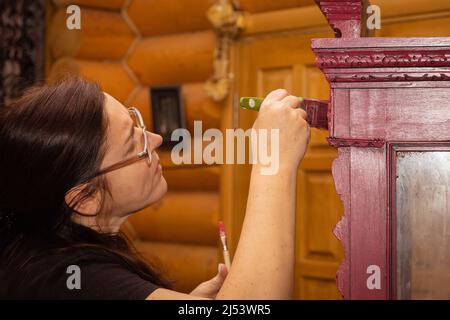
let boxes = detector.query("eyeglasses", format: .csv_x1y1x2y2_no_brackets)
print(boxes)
89,107,151,180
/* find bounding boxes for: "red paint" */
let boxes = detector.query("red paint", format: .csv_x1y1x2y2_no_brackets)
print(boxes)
219,220,226,237
303,99,329,130
312,0,450,299
315,0,367,38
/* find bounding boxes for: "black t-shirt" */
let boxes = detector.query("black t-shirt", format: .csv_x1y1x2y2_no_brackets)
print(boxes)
0,247,161,300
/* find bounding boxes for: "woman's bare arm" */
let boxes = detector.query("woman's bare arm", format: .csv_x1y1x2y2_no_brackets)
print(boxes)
148,89,310,300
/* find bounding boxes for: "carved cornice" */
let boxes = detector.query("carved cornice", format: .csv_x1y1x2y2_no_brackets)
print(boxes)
313,39,450,83
317,52,450,68
326,72,450,82
327,137,385,148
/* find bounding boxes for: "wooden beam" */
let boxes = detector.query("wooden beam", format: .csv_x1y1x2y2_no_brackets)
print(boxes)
52,0,125,10
127,31,215,85
128,191,219,245
135,241,218,292
127,0,213,37
49,8,134,60
237,0,313,13
48,58,135,102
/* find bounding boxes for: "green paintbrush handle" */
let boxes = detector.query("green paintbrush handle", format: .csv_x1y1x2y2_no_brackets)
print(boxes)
240,96,305,111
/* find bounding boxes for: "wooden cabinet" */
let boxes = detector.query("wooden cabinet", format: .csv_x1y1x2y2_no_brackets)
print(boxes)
223,0,450,300
312,0,450,299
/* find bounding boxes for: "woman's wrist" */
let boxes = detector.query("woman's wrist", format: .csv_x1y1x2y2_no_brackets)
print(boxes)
251,162,298,180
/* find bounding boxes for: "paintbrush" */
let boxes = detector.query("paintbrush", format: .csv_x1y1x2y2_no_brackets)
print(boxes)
219,221,231,271
240,96,329,130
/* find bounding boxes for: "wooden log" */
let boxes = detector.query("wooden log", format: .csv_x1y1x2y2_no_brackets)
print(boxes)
162,165,220,191
49,8,134,60
128,191,220,245
127,0,213,37
48,8,80,61
182,82,221,132
372,0,450,19
377,16,450,37
127,31,215,86
135,240,218,292
237,0,311,13
52,0,125,10
48,57,135,103
242,6,328,35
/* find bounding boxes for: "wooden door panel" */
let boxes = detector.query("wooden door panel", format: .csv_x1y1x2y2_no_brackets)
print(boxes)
298,276,343,300
257,66,295,95
301,171,342,262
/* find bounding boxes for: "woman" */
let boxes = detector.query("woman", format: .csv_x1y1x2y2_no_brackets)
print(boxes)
0,77,310,299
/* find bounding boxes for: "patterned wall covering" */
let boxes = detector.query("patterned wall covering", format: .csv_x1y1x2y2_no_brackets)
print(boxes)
0,0,46,106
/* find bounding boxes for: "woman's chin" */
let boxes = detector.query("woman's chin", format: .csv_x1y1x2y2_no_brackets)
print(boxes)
147,176,168,205
159,176,168,195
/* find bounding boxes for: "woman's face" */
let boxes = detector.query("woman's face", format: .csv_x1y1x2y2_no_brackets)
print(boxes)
100,93,167,219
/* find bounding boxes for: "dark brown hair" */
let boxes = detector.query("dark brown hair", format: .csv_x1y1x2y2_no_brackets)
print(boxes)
0,77,170,296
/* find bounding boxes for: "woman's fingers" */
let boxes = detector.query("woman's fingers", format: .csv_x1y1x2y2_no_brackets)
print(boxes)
295,108,308,121
189,264,228,299
281,95,308,120
281,95,301,109
217,263,228,280
261,89,289,109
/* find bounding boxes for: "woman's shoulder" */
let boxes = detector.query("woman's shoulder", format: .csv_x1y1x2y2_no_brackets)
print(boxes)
1,245,160,300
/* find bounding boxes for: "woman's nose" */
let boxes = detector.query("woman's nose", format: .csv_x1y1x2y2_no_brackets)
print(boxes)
148,132,163,149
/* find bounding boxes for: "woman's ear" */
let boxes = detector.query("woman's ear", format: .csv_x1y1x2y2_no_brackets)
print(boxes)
65,184,102,217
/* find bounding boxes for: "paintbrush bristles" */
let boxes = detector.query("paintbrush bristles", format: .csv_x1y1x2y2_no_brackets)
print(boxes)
219,220,226,237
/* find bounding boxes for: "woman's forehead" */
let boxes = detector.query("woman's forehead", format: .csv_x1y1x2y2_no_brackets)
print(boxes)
104,92,131,125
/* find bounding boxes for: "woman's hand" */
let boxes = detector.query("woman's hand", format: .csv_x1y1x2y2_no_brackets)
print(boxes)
190,264,228,299
252,89,310,173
